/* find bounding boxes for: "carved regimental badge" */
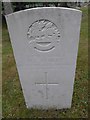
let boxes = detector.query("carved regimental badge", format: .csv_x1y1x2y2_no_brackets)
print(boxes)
27,19,60,52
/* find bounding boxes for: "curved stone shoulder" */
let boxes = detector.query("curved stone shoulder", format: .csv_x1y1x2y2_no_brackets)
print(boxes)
5,7,82,17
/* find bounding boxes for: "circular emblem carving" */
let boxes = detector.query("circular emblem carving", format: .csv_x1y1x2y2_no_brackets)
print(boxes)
27,19,60,52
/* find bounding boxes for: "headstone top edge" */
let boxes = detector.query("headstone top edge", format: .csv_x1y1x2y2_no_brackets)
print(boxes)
5,7,82,17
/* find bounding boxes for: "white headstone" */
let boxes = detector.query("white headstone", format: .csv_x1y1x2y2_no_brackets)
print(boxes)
5,7,82,109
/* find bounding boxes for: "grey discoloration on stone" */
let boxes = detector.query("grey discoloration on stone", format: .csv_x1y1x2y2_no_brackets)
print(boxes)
45,72,48,99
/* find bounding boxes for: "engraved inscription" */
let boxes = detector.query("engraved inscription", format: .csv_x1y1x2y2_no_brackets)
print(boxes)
27,19,60,52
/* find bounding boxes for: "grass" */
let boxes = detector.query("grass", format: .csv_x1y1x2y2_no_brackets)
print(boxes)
2,6,88,118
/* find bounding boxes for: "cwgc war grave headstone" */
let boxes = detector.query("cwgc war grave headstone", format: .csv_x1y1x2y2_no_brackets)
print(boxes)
5,7,82,109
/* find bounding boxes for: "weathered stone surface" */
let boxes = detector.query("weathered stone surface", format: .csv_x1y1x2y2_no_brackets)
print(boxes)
6,7,82,109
